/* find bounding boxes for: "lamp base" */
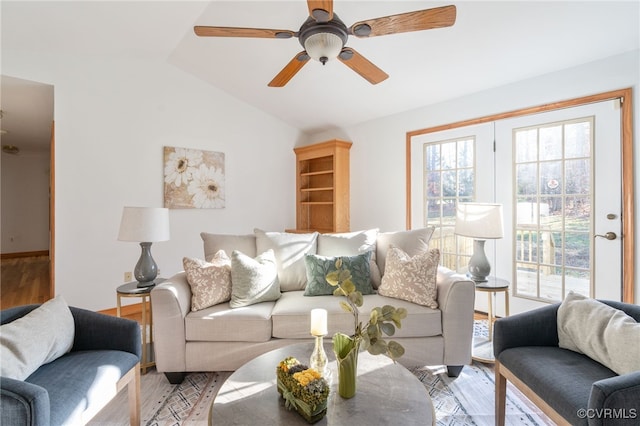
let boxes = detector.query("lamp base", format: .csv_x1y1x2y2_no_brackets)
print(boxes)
134,242,159,285
468,239,491,282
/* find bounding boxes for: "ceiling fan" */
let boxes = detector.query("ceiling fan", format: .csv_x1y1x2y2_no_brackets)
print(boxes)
194,1,456,87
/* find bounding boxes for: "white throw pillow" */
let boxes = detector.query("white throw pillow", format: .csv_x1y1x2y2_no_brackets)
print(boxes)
377,246,440,309
230,249,281,308
376,227,434,276
201,232,256,260
0,295,75,380
557,292,640,375
317,229,381,288
254,229,318,291
183,250,232,311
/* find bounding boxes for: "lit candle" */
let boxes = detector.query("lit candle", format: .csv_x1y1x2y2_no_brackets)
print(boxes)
310,308,328,336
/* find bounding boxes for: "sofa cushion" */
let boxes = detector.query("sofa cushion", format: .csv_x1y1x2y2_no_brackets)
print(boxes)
317,229,381,288
271,291,442,339
254,229,318,291
25,349,139,426
183,250,232,311
201,232,256,260
378,246,439,309
498,346,617,426
557,292,640,375
376,227,434,276
185,301,275,342
0,295,75,381
230,249,281,308
303,252,373,296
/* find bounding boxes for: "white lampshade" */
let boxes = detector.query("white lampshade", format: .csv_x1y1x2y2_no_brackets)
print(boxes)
304,32,343,63
455,203,504,240
118,207,170,242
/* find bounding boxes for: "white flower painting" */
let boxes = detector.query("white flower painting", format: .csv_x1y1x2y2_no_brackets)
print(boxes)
163,146,225,209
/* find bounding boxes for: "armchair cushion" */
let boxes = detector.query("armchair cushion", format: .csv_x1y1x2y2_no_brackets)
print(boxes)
0,296,75,380
557,292,640,375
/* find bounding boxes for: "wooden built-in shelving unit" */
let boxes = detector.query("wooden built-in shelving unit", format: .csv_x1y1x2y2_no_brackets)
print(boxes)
288,139,351,233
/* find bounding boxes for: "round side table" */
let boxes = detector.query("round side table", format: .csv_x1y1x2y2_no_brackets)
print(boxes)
116,280,164,373
472,276,509,363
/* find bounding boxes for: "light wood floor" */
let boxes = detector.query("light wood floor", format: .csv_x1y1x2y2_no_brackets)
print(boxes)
1,255,142,321
1,255,51,309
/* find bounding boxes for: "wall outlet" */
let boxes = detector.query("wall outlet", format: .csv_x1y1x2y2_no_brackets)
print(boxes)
124,272,133,282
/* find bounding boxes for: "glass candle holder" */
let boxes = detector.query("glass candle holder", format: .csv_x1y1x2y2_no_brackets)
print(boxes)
310,334,329,379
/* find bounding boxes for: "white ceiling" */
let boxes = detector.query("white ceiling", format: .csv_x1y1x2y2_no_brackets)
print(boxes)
2,1,639,150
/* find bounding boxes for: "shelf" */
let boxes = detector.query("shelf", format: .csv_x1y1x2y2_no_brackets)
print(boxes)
301,201,334,205
301,170,334,177
301,187,333,192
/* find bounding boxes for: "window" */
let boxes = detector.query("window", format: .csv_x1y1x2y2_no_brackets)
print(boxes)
423,137,475,272
513,117,593,301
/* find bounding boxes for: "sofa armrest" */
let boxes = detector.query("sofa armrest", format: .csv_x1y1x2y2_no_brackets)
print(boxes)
436,266,476,365
588,371,640,425
150,272,191,373
1,376,50,426
70,307,141,359
493,303,560,358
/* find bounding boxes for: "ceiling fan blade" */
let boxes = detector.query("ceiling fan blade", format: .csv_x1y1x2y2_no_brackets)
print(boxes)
349,5,456,38
307,0,333,22
338,48,388,85
268,52,311,87
194,26,295,39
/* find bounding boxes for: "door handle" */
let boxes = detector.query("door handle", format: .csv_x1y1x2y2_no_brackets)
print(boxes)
594,232,617,240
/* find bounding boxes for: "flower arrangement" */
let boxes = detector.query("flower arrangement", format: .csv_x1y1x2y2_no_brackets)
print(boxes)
327,257,407,360
276,357,329,424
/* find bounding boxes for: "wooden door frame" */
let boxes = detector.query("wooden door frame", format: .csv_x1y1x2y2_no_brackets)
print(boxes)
49,121,55,298
406,88,634,303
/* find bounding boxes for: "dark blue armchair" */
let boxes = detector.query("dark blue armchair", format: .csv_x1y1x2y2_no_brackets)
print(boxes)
494,301,640,426
1,304,141,425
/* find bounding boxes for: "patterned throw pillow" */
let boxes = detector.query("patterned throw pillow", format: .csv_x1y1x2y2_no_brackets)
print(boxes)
183,250,232,311
378,245,440,309
304,251,373,296
230,249,281,308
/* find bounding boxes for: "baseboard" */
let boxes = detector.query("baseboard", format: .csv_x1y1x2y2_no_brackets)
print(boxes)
100,303,143,317
1,250,49,259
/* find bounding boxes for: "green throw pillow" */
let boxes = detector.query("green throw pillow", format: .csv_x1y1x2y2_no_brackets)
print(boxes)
304,251,373,296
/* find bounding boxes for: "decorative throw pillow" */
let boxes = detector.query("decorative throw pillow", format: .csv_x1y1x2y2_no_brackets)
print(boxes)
378,245,440,309
230,249,281,308
0,295,75,380
254,229,318,291
304,251,374,296
183,250,232,311
317,229,381,288
557,291,640,375
376,227,434,276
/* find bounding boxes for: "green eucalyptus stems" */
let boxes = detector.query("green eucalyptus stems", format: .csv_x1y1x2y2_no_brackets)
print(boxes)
326,257,407,361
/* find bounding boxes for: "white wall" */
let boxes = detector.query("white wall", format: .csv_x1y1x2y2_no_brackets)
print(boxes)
1,149,50,253
4,50,303,311
304,50,640,303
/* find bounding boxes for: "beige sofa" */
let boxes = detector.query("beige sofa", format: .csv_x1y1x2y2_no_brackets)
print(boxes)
151,228,475,383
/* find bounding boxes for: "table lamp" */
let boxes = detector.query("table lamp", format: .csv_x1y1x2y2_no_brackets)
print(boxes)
455,202,503,282
118,207,170,287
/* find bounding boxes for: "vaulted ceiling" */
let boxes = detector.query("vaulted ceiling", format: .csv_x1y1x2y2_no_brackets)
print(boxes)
2,1,639,150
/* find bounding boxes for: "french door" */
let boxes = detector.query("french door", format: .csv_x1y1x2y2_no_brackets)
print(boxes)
409,99,623,316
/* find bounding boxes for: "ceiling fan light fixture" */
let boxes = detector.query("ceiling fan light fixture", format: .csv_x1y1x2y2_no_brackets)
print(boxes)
304,32,344,64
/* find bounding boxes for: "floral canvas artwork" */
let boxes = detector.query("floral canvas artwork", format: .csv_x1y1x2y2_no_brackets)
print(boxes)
163,146,225,209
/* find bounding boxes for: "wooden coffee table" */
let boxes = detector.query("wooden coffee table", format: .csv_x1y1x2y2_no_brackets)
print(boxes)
210,342,435,425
